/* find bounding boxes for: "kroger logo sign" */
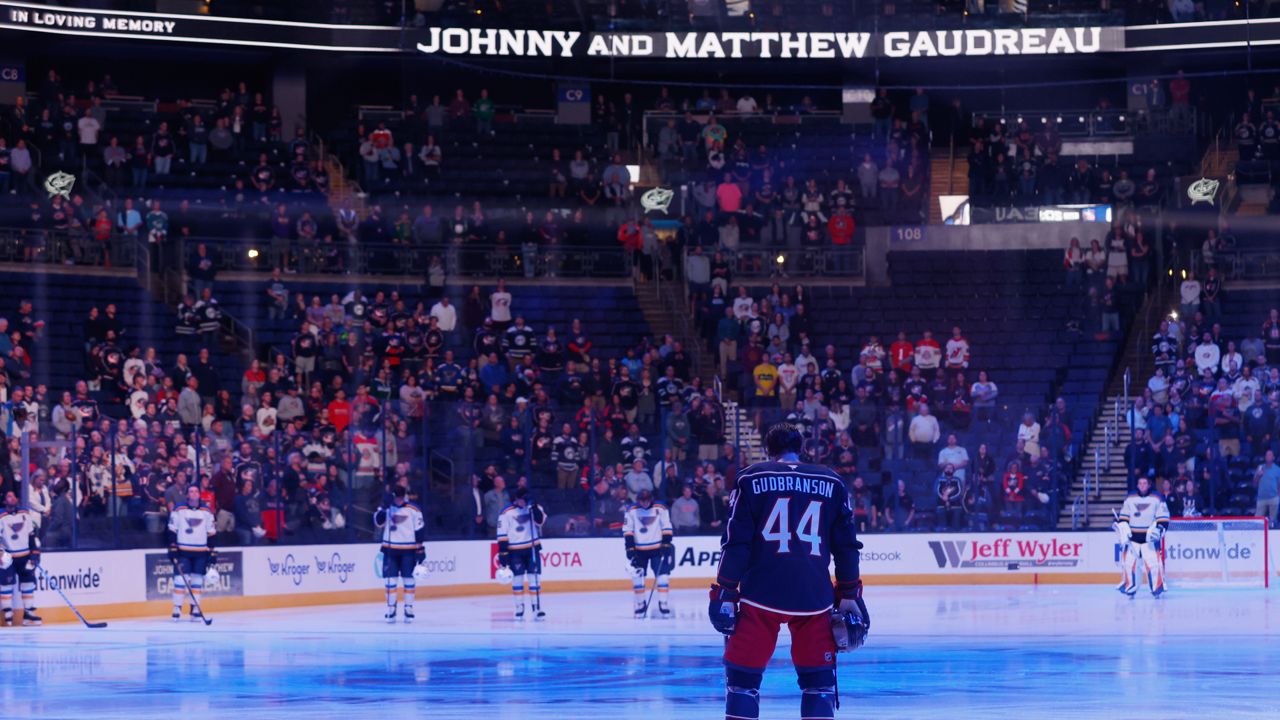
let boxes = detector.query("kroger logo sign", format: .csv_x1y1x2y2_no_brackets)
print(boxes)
266,552,359,586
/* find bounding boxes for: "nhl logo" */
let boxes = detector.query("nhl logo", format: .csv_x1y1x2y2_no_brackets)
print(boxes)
44,171,76,200
1186,177,1219,206
641,187,674,215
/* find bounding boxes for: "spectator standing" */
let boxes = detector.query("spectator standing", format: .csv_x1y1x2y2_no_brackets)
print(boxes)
188,242,216,298
1180,271,1201,322
670,484,700,534
1254,451,1280,528
908,403,940,459
1169,70,1192,130
482,475,510,536
474,89,496,136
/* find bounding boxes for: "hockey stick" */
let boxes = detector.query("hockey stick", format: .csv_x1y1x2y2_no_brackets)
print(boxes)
641,548,675,618
171,558,214,626
642,565,658,616
33,565,107,629
529,501,545,618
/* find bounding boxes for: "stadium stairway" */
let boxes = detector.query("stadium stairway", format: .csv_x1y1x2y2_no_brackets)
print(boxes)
633,279,715,388
1060,394,1130,529
928,147,969,224
722,399,766,464
1057,278,1174,528
323,147,367,220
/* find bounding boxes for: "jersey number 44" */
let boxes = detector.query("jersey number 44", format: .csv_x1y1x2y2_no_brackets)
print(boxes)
761,498,824,556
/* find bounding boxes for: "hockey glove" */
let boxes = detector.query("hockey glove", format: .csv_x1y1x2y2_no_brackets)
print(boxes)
208,549,218,565
498,552,510,569
626,547,641,567
415,548,426,565
835,579,870,640
708,584,740,636
29,551,39,568
168,545,179,562
1115,521,1132,547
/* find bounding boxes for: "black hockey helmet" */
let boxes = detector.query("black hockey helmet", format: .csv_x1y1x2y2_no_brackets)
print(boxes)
764,422,804,459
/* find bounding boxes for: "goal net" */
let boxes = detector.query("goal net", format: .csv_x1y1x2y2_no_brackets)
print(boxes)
1163,517,1270,588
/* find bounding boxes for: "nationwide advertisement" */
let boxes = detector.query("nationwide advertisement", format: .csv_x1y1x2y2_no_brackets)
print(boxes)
34,549,146,607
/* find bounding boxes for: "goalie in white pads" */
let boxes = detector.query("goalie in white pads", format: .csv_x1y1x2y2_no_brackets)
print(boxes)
375,486,426,623
496,488,546,620
1116,476,1170,597
167,485,217,621
0,491,42,626
623,489,674,618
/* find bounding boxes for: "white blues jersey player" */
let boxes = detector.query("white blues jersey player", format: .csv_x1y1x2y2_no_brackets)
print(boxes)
496,488,546,620
167,485,217,621
623,489,674,618
375,486,426,623
1115,476,1170,597
0,491,42,626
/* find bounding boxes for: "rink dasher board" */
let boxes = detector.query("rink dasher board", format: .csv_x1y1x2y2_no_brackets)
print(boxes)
19,530,1277,624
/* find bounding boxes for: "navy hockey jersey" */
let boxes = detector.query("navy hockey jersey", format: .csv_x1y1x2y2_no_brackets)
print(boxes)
717,460,861,615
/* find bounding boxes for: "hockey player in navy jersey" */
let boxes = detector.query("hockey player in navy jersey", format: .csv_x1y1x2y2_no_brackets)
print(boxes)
497,487,547,620
167,485,216,622
710,423,869,720
623,489,674,618
0,491,42,626
375,485,426,623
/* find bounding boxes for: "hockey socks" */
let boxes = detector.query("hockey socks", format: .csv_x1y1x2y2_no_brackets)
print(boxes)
513,575,525,618
799,668,838,720
172,572,188,615
726,668,762,720
725,687,760,720
530,574,544,620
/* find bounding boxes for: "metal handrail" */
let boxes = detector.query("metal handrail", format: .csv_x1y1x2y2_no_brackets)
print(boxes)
1123,367,1130,417
1196,248,1280,282
641,109,844,148
968,107,1191,138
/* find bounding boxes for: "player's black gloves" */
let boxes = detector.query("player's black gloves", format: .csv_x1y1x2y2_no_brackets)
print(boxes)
415,548,426,565
29,551,39,568
626,547,640,567
498,552,510,568
708,584,740,636
168,545,179,562
208,549,218,565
